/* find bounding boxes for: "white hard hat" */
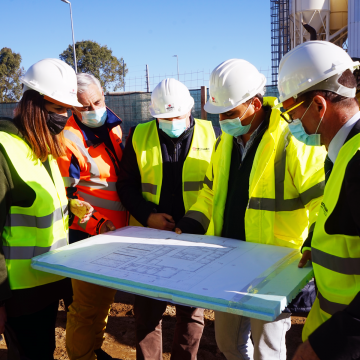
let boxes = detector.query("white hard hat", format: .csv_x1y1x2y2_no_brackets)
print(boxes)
21,58,82,107
149,78,194,118
204,59,266,114
278,41,360,103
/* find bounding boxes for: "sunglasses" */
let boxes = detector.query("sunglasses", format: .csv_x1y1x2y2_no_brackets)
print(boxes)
280,101,305,124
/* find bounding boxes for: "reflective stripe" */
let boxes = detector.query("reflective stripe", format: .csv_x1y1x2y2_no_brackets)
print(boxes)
142,183,157,195
248,197,303,211
312,247,360,275
184,210,210,231
203,175,213,190
248,129,323,212
3,237,68,260
215,136,221,152
78,191,126,211
299,181,325,205
184,181,203,192
318,291,347,315
5,206,67,228
63,177,80,187
63,130,101,178
77,180,117,191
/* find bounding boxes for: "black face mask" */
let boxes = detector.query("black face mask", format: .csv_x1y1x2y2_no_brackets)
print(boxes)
46,112,70,135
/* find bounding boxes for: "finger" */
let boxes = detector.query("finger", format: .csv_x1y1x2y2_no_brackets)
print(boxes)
175,228,182,234
298,252,311,268
165,222,175,231
162,213,175,223
108,222,116,231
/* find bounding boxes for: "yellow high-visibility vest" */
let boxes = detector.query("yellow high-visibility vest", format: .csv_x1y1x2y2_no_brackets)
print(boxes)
184,97,327,249
0,131,68,289
130,118,215,225
303,132,360,341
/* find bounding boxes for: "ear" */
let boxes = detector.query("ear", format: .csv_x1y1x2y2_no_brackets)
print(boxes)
252,97,262,112
313,95,327,118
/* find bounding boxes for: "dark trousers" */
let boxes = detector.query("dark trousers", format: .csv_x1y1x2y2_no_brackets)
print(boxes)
134,295,205,360
4,300,59,360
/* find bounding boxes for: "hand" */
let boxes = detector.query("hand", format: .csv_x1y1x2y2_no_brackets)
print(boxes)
0,306,6,335
100,220,116,234
298,250,311,268
175,228,182,234
69,199,94,223
292,340,319,360
147,213,175,231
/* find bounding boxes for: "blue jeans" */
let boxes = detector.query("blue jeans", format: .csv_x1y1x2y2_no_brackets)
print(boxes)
214,311,291,360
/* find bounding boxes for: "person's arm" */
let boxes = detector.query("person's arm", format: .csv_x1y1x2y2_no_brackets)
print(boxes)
57,145,111,235
0,148,12,304
287,139,326,267
176,137,220,234
116,128,158,226
296,152,360,360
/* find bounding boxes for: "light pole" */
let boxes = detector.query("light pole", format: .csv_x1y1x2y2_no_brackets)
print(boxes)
173,55,179,81
61,0,77,73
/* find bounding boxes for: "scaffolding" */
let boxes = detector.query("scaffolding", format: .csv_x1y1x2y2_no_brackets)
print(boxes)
271,0,291,85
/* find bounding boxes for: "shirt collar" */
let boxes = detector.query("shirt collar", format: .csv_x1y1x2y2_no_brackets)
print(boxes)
328,111,360,163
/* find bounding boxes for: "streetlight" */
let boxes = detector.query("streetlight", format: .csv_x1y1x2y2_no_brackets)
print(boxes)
173,55,179,81
61,0,77,73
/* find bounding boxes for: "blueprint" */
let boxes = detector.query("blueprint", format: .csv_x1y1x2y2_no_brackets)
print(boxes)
31,226,314,321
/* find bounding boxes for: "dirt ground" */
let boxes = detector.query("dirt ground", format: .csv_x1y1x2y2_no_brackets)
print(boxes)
0,292,306,360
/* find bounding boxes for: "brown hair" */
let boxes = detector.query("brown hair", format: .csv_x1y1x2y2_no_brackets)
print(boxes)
13,90,66,161
299,70,359,109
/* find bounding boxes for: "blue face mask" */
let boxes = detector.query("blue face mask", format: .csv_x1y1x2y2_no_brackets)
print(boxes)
158,118,187,138
288,101,323,147
220,102,255,137
80,107,107,128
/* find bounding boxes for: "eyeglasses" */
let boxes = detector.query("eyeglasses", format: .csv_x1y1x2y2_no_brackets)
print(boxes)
280,101,305,124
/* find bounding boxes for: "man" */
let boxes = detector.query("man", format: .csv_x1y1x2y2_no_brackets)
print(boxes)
57,73,128,360
175,59,326,360
117,78,220,360
276,42,360,360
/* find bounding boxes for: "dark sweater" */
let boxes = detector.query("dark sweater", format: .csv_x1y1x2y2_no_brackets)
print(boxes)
0,117,71,316
221,119,269,241
117,116,220,226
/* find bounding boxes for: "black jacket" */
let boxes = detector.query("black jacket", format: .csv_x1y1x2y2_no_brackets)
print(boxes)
117,116,220,226
0,117,71,316
309,118,360,360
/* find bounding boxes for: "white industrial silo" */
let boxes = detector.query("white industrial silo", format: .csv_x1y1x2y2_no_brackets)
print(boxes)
289,0,349,49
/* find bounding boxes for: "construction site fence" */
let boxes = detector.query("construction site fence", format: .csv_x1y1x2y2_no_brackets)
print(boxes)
0,86,280,138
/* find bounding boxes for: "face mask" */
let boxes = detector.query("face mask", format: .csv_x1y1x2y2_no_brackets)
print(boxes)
47,112,70,135
288,101,324,147
158,118,187,138
220,102,255,137
80,107,107,128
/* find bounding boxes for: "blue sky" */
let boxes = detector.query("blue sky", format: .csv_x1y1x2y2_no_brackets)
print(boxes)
3,0,272,91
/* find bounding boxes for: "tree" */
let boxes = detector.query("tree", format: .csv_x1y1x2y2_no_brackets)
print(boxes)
0,48,24,102
59,40,128,92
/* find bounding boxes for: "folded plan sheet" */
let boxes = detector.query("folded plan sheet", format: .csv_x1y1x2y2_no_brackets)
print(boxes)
31,226,313,321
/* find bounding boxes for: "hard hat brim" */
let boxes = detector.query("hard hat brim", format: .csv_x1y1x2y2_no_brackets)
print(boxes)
204,100,237,114
21,79,83,108
151,110,190,118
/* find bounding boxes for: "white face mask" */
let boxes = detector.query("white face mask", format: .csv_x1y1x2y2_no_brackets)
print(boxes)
80,107,107,128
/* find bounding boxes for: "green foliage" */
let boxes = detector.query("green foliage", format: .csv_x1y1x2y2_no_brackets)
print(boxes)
59,40,128,92
0,48,24,102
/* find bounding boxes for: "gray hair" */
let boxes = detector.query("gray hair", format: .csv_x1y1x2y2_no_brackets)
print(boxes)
76,73,102,94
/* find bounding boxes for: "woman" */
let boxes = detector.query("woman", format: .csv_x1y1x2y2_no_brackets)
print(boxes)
0,58,92,360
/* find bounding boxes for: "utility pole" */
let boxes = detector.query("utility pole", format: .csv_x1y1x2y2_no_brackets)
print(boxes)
123,59,125,92
61,0,77,73
146,64,150,92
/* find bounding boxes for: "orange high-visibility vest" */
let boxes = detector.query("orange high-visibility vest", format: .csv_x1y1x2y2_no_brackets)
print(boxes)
57,109,127,235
